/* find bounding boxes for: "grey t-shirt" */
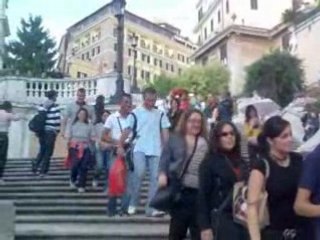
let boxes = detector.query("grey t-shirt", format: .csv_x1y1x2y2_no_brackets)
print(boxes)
68,122,95,143
64,102,94,123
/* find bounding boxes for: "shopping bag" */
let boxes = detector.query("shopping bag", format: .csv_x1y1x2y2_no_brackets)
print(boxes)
108,156,127,197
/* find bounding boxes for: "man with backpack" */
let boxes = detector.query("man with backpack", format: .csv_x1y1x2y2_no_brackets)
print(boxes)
32,90,61,177
118,87,171,217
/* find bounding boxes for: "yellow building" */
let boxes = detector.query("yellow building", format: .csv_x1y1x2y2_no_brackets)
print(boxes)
57,2,197,88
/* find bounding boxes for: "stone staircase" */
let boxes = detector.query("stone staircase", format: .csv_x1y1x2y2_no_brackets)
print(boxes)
0,158,170,240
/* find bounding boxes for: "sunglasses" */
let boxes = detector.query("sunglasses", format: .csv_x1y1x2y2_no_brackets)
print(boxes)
220,131,235,137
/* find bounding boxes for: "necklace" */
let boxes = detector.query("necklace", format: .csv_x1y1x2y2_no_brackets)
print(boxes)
270,153,291,167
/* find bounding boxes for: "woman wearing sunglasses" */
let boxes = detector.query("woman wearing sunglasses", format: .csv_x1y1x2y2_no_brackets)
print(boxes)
198,121,249,240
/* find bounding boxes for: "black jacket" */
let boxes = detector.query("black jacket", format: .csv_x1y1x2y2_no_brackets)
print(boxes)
197,151,249,230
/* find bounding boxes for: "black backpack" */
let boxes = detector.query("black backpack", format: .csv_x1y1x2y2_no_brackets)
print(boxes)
28,110,47,134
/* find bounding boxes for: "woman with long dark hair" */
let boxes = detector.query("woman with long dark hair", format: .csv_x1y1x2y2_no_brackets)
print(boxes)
198,121,249,240
247,116,310,240
167,98,183,132
158,109,209,239
67,108,95,193
0,101,21,185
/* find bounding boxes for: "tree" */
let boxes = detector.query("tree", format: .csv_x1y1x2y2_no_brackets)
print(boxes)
244,50,304,107
5,15,56,77
149,74,179,98
150,61,230,98
179,61,230,96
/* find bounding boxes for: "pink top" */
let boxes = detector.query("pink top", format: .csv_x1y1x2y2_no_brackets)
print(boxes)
0,110,20,132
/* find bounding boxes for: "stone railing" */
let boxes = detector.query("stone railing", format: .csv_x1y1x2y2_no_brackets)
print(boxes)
0,72,131,105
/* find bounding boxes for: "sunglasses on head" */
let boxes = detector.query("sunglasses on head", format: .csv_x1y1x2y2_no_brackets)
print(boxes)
219,131,235,137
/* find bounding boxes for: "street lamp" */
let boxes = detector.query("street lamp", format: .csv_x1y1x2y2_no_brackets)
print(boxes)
109,0,126,104
131,33,139,93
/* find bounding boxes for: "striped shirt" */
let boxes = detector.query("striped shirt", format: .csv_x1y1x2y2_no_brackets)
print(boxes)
38,104,61,132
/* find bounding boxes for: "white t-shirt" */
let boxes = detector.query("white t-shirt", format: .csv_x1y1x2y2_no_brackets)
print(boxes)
127,106,171,157
104,111,130,141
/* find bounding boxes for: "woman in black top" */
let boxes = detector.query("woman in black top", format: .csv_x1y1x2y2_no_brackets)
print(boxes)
247,116,310,240
198,121,249,240
167,98,183,132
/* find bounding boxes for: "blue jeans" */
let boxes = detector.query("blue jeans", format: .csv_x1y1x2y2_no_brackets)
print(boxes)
70,147,91,188
107,154,131,215
93,145,109,187
129,151,160,215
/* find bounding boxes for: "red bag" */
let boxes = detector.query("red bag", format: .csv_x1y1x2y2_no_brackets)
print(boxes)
108,157,127,197
63,154,72,169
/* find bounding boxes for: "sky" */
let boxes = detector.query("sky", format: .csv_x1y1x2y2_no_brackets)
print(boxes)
7,0,197,44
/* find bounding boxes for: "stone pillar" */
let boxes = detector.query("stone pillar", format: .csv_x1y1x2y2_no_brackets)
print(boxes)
0,201,15,240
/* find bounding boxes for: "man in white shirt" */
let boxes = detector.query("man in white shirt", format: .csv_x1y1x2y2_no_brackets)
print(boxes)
119,87,171,217
101,93,132,216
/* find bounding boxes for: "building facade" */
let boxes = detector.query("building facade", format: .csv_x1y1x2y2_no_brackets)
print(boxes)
57,3,196,88
192,0,319,95
0,0,9,70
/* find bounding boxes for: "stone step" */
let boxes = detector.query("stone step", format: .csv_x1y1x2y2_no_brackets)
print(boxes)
0,192,148,199
5,165,66,172
16,214,169,224
14,199,148,207
16,206,149,215
15,223,169,240
6,158,63,166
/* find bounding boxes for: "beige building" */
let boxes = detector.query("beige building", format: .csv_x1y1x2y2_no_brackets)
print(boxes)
191,0,319,95
57,2,196,88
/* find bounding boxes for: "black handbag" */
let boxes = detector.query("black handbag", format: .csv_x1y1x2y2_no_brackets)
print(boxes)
150,137,198,212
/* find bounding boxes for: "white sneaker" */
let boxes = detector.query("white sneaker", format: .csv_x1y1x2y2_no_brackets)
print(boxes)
127,206,136,215
78,188,85,193
0,179,5,186
92,180,98,189
151,210,166,218
69,181,76,189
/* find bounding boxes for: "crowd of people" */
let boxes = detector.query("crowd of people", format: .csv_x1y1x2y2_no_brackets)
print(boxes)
1,86,320,240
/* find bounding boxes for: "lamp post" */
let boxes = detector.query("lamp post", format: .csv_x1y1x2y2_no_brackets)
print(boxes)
109,0,126,104
131,33,139,93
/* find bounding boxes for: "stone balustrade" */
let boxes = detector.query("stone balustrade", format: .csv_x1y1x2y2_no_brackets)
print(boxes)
0,72,131,105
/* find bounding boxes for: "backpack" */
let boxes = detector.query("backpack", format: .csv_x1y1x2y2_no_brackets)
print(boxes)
28,105,53,134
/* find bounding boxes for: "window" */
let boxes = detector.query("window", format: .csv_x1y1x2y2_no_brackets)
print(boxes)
83,73,88,78
166,63,169,70
251,0,258,10
141,53,146,61
154,58,158,66
91,48,95,57
159,60,163,68
178,68,182,75
220,43,228,63
204,28,208,40
226,0,230,13
146,71,150,81
128,49,132,57
97,46,101,54
77,72,81,78
141,70,145,79
114,62,117,70
198,7,203,22
211,19,214,32
113,28,117,37
81,54,85,60
182,55,185,62
171,65,174,72
218,11,221,23
114,43,117,51
86,52,90,60
128,66,131,75
147,55,150,64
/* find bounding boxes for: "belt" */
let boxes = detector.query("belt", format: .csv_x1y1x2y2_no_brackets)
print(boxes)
263,228,300,240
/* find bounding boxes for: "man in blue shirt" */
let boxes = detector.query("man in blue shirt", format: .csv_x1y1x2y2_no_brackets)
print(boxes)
118,87,170,217
295,145,320,239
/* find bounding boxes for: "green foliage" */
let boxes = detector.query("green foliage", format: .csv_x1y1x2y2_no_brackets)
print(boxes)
244,50,304,107
150,61,230,98
5,15,57,77
282,9,296,23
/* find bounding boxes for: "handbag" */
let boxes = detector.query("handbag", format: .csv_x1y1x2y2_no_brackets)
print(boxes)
232,157,270,229
149,137,199,212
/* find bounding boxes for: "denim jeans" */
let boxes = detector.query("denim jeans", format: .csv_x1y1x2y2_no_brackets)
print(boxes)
107,154,131,215
129,151,160,215
0,133,8,179
70,147,91,188
93,144,109,187
33,130,57,174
